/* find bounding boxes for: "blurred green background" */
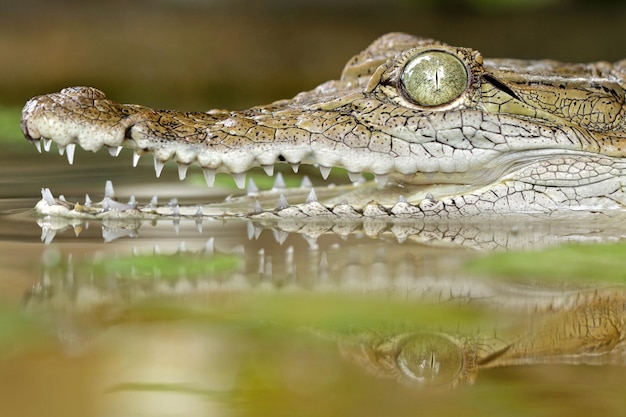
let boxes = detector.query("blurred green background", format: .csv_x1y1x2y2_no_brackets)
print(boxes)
2,0,626,112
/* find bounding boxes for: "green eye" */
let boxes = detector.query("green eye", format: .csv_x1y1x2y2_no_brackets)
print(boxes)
396,333,464,385
401,51,468,107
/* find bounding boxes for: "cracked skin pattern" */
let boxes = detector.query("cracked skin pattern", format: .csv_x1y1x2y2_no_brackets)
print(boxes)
20,33,626,217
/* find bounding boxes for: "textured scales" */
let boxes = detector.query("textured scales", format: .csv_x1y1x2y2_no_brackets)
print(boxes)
20,33,626,218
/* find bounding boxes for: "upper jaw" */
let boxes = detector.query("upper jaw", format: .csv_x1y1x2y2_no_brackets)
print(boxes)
21,33,622,198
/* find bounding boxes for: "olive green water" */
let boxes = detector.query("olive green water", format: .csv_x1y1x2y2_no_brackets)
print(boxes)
4,1,626,416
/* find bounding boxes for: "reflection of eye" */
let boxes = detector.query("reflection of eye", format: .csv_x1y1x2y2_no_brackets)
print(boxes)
396,333,464,385
401,51,468,107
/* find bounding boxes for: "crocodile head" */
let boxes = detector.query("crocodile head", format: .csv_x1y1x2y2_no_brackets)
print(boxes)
20,33,626,218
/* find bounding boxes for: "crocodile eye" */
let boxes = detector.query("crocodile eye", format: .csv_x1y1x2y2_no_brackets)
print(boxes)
401,51,468,107
396,333,464,385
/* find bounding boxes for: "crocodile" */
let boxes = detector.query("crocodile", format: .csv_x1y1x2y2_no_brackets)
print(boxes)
17,33,626,396
19,33,626,219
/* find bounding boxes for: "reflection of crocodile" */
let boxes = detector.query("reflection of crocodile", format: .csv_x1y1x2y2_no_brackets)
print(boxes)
20,33,626,218
24,224,626,389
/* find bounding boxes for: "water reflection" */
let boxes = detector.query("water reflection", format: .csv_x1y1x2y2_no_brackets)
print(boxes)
20,214,626,400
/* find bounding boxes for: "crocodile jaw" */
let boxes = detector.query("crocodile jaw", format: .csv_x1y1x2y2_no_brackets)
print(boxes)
20,33,626,216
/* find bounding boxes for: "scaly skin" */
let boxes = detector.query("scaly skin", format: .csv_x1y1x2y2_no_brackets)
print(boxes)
20,33,626,217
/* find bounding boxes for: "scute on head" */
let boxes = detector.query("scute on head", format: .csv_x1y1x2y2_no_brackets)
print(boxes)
340,33,438,80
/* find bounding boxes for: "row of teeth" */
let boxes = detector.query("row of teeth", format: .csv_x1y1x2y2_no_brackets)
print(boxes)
32,138,390,188
41,172,320,215
37,194,427,246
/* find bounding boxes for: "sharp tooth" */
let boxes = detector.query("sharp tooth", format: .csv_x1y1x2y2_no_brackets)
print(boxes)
319,166,331,180
33,139,42,153
375,174,388,187
300,176,312,189
104,180,115,198
84,194,92,206
43,138,52,152
149,195,158,207
66,143,76,165
108,146,122,157
305,188,318,203
133,152,141,167
262,165,274,176
154,156,165,177
247,178,259,195
203,168,216,187
58,144,65,156
195,206,203,217
41,188,55,205
254,199,262,213
272,172,286,189
233,173,246,189
277,193,289,209
128,195,137,209
177,163,188,180
290,163,300,173
348,171,362,183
